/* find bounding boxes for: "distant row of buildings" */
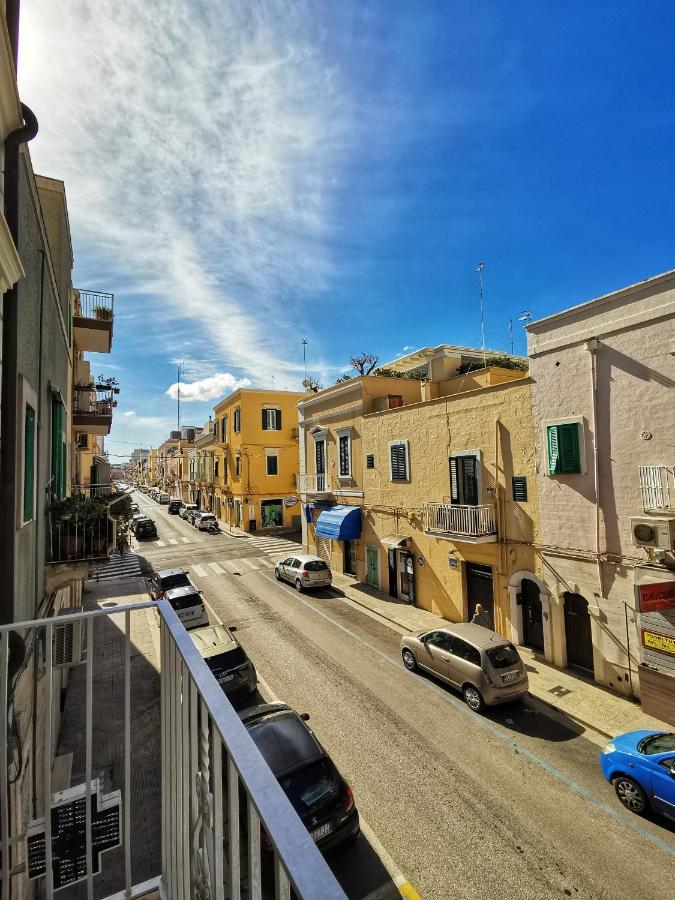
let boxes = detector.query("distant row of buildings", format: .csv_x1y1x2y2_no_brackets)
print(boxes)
142,271,675,722
0,4,119,891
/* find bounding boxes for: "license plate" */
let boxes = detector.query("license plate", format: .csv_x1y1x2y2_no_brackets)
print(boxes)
219,674,234,683
310,823,331,841
503,671,520,683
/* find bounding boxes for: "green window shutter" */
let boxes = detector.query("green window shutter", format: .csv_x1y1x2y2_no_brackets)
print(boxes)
449,457,459,503
23,405,35,522
275,408,282,430
51,399,66,498
61,441,67,500
547,425,560,475
559,423,581,474
390,443,407,480
461,456,478,506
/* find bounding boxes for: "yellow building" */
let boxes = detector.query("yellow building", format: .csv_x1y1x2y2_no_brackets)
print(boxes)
147,448,158,486
361,366,542,642
213,389,303,532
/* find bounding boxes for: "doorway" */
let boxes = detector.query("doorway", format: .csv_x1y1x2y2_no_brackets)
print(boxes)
466,563,494,625
366,547,379,589
399,552,415,604
521,578,544,652
564,593,594,673
343,541,356,576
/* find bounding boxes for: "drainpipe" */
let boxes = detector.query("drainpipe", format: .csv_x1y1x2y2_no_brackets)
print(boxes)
585,338,603,598
0,103,39,625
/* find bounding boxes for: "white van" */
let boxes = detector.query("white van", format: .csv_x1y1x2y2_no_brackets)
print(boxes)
163,585,209,630
158,492,171,504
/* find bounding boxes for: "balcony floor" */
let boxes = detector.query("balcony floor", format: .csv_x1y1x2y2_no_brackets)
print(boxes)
424,529,497,544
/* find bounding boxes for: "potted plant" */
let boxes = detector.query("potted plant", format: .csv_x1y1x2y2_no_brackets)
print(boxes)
92,304,112,321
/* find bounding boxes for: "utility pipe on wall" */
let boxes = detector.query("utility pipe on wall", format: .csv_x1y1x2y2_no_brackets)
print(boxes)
585,338,603,598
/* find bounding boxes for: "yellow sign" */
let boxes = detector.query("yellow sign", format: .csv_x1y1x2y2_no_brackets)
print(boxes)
642,629,675,656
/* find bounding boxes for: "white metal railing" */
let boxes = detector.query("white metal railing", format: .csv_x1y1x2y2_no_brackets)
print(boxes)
295,473,328,493
0,603,345,900
639,465,675,511
423,502,496,537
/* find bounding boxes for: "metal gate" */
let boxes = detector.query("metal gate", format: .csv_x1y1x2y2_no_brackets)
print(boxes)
316,537,331,562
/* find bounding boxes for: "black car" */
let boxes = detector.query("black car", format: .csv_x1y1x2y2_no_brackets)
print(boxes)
239,703,359,852
133,517,157,539
147,567,193,599
167,499,182,515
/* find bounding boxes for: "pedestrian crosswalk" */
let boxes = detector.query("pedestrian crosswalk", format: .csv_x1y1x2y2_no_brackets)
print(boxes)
240,534,303,559
153,536,201,548
91,549,144,581
190,557,275,578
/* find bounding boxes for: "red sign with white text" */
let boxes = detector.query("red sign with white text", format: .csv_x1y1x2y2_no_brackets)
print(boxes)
639,581,675,613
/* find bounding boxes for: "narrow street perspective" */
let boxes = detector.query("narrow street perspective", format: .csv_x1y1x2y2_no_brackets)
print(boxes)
1,2,674,900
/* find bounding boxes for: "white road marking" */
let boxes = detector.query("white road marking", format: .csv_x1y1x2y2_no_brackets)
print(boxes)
208,562,225,574
155,540,166,547
256,672,282,704
239,558,261,570
168,538,178,545
224,560,242,573
181,537,191,544
192,564,208,577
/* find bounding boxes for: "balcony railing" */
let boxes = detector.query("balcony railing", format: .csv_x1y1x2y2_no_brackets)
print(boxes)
639,465,675,512
424,502,497,539
0,602,345,899
295,473,328,494
47,510,116,563
74,289,114,320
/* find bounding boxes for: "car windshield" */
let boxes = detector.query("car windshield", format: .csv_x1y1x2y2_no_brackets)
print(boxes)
278,760,340,816
160,574,190,591
486,644,520,669
638,733,675,754
304,561,328,572
200,515,216,522
168,593,201,611
207,647,247,675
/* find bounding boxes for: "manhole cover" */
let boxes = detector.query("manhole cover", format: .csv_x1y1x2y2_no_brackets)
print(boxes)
101,601,118,608
548,685,572,698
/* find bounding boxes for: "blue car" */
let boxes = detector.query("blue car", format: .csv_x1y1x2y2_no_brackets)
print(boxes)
600,730,675,820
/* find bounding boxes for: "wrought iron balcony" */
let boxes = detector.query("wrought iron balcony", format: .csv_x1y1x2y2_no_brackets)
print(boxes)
639,465,675,512
423,502,497,543
295,473,329,495
73,289,114,353
73,385,115,436
47,506,116,564
0,602,345,899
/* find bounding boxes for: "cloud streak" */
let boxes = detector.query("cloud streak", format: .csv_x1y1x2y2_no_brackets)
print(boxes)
165,372,251,403
20,0,349,380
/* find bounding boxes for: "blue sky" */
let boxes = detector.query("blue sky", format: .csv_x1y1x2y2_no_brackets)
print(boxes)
19,1,674,462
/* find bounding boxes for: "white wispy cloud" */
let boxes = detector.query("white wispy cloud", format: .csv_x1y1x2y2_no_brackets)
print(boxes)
123,410,136,417
165,372,251,403
19,0,349,380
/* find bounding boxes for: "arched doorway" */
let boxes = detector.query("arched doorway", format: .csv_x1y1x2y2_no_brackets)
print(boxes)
521,578,544,652
563,593,594,673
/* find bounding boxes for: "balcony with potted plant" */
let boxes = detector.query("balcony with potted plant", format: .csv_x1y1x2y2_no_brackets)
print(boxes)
73,288,114,353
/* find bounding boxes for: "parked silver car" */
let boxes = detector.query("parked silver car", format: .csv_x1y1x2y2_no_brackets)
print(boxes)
400,623,528,712
275,554,332,592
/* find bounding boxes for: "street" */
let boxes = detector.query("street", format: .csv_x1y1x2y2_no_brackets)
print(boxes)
127,492,675,900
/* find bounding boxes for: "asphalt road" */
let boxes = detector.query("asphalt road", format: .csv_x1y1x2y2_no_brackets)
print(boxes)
131,492,675,900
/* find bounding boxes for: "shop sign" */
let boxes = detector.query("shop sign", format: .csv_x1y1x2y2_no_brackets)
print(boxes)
284,496,298,507
641,629,675,657
448,557,458,568
638,581,675,613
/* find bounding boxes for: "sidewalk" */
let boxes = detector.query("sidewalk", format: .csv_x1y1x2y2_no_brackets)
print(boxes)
330,573,672,740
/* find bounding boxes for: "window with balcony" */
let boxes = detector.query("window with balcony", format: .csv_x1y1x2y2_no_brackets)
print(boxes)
262,407,282,430
546,421,583,475
234,406,241,433
450,453,479,505
389,441,409,481
221,414,228,440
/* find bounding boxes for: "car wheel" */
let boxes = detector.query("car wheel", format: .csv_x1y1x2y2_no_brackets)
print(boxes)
463,684,484,713
295,579,303,593
275,568,281,581
614,776,648,815
401,649,418,672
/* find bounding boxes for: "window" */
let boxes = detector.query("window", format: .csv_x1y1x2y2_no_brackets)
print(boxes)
512,476,527,502
315,440,326,474
305,560,328,571
389,441,408,481
235,455,241,477
233,407,241,433
337,429,351,477
366,454,375,469
450,454,478,506
547,423,581,475
221,415,227,441
23,404,35,523
262,407,282,430
291,559,302,569
266,453,279,476
76,433,88,450
486,645,520,669
51,397,66,499
388,395,403,409
214,459,220,477
213,420,219,441
451,638,481,667
261,499,283,527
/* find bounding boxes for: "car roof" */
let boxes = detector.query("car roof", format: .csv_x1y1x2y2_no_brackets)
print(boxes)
189,625,237,658
164,585,200,599
281,553,324,563
156,568,189,579
136,517,154,524
434,622,511,649
239,704,323,776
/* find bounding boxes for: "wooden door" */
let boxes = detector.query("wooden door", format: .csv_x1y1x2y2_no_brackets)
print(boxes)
366,547,379,588
564,593,594,673
522,578,544,652
466,563,494,623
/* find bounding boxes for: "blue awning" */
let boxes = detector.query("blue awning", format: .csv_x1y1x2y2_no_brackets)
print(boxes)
315,505,362,540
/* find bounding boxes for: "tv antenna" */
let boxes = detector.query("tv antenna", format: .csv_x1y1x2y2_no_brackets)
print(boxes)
475,262,486,368
302,338,308,382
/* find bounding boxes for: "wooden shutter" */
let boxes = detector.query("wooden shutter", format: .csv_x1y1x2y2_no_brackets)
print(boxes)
262,408,268,430
339,435,350,475
390,443,407,480
547,425,560,474
24,405,35,522
315,440,325,474
275,408,282,430
512,476,528,502
559,423,581,474
462,456,478,506
234,407,240,432
366,454,375,469
449,458,459,503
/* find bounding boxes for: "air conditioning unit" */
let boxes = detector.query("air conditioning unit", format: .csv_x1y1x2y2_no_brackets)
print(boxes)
630,516,675,550
53,607,85,668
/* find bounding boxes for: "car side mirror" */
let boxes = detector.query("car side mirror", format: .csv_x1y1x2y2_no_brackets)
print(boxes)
228,625,237,632
300,713,310,721
669,763,675,778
